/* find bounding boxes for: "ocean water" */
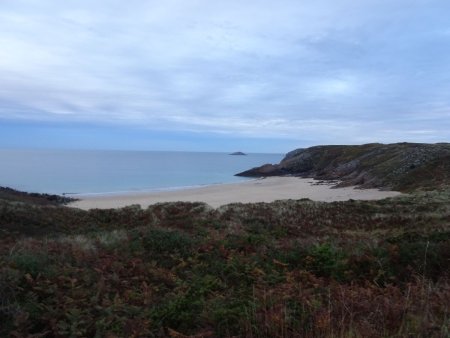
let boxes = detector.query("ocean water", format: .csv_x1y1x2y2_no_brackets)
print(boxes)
0,149,283,195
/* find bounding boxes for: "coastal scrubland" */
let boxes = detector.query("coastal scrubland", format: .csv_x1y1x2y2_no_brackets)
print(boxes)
0,143,449,337
1,190,449,337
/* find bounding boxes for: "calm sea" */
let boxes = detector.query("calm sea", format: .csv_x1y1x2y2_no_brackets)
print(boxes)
0,149,282,195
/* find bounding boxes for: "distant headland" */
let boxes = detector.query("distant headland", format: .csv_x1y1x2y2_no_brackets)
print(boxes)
229,151,246,155
236,142,450,192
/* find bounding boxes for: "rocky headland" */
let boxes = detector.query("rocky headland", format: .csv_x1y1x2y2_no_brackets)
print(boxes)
236,142,450,191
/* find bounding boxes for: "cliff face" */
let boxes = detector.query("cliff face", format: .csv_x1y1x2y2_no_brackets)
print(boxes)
236,142,450,191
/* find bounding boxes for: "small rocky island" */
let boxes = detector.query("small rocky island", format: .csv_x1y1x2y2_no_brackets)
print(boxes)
229,151,246,155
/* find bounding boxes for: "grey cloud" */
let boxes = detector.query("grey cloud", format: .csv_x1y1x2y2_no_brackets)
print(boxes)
0,0,449,145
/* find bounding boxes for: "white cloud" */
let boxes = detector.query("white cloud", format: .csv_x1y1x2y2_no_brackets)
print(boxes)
0,0,449,145
306,76,358,97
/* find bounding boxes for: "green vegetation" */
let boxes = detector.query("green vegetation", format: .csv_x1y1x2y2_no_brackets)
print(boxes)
1,189,449,337
237,142,450,192
0,186,77,205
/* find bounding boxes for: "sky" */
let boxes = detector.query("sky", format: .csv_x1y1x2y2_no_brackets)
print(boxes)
0,0,449,153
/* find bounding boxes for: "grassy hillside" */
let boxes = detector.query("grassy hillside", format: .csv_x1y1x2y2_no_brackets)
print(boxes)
1,190,449,337
0,186,76,206
237,143,450,192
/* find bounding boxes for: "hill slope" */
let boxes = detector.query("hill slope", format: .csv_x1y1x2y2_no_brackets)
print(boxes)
1,193,449,337
236,142,450,191
0,186,76,205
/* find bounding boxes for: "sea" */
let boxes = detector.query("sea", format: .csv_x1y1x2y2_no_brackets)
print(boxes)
0,149,283,196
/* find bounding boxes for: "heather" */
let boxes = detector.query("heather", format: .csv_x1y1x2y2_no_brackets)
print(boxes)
1,190,449,337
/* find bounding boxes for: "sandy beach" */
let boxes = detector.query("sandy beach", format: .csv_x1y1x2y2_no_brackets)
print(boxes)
69,177,402,210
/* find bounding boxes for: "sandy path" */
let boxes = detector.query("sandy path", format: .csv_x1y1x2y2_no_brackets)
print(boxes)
69,177,402,210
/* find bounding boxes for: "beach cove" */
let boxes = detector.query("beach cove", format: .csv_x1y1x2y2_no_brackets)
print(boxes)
70,176,402,210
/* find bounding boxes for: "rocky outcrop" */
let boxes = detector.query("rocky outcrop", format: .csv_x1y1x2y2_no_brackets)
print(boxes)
237,163,286,177
0,187,77,205
236,142,450,191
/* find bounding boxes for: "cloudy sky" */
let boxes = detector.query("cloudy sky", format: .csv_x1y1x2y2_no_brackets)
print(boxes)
0,0,449,152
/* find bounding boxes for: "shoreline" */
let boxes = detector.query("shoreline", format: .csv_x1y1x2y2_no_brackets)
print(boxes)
69,176,402,210
69,178,257,198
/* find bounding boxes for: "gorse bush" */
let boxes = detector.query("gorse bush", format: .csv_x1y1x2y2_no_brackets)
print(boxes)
10,252,50,276
306,243,347,280
139,227,194,256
